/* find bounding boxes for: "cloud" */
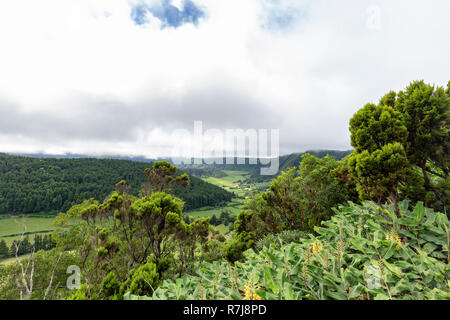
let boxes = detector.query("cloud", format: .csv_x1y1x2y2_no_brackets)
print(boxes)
0,0,449,158
130,0,206,28
260,0,310,31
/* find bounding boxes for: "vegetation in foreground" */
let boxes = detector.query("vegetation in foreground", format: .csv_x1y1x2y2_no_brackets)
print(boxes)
142,201,450,300
0,80,448,300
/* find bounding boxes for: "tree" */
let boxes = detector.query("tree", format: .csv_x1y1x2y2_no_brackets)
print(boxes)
210,214,218,226
349,97,411,216
119,262,159,297
394,80,449,204
226,153,355,262
53,163,221,299
348,143,410,216
219,210,231,225
0,239,9,258
142,161,189,195
349,102,407,154
298,154,357,228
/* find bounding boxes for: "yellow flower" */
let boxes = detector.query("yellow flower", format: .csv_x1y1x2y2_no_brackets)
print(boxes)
311,240,324,255
241,282,262,300
386,231,402,249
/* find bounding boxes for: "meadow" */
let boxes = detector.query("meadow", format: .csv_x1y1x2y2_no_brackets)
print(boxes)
0,216,56,247
203,170,251,196
0,170,256,259
0,253,32,266
185,169,268,219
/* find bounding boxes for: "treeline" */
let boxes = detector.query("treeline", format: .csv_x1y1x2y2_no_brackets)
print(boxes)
0,234,56,259
184,209,237,227
245,150,352,183
172,174,233,210
181,167,227,178
0,155,232,215
179,150,352,183
209,210,237,227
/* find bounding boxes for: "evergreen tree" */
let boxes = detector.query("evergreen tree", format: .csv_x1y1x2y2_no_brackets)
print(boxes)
0,239,9,258
210,214,218,226
10,240,17,257
348,96,411,216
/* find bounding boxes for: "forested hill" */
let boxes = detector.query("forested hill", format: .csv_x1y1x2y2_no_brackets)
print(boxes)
278,150,351,172
0,154,233,215
244,150,352,182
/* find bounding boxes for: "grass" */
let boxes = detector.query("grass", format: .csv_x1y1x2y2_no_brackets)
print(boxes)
215,224,231,235
186,169,265,220
0,216,57,247
0,253,33,266
186,198,244,218
204,170,251,197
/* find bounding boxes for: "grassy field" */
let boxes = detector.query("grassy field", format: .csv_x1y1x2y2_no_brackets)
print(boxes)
0,169,268,249
0,216,57,247
204,170,251,197
0,253,33,266
186,169,268,221
215,224,231,235
186,198,244,218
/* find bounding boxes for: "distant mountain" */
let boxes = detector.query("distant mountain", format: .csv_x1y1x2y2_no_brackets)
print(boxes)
177,149,353,182
7,152,157,163
0,154,233,215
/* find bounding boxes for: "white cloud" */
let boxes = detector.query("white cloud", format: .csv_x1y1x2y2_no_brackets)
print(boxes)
0,0,449,157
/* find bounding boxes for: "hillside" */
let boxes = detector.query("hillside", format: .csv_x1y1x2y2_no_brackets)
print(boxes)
0,154,232,214
179,150,352,182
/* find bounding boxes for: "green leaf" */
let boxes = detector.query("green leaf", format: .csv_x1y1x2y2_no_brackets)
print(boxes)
374,293,390,300
383,244,396,260
413,202,424,223
263,265,279,295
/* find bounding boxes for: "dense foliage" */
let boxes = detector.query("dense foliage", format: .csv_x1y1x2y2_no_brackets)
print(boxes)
0,249,80,300
130,201,449,300
224,153,356,262
48,162,229,300
0,155,232,214
347,81,449,213
7,234,56,258
0,79,448,301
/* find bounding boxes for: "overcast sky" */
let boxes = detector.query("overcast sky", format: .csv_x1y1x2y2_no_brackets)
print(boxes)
0,0,449,158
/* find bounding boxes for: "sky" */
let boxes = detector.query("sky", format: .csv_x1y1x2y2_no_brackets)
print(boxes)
0,0,449,158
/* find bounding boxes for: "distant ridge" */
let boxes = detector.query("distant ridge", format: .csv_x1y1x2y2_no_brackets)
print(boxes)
7,152,157,163
0,154,233,215
174,149,353,182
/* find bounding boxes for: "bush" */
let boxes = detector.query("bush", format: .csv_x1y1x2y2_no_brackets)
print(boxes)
121,262,159,297
141,201,449,300
101,272,121,299
255,230,309,252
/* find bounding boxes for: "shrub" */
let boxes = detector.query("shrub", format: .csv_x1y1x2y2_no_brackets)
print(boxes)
138,201,449,300
121,262,159,297
255,230,309,252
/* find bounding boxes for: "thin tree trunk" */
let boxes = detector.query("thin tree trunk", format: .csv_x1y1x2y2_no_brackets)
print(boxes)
422,165,441,200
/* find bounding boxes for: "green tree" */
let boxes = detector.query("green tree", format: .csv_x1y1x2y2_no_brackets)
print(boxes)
349,102,408,153
348,143,410,215
219,210,231,225
226,153,354,262
142,161,189,195
395,80,449,204
0,239,9,258
210,214,218,226
120,262,159,297
349,96,411,216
